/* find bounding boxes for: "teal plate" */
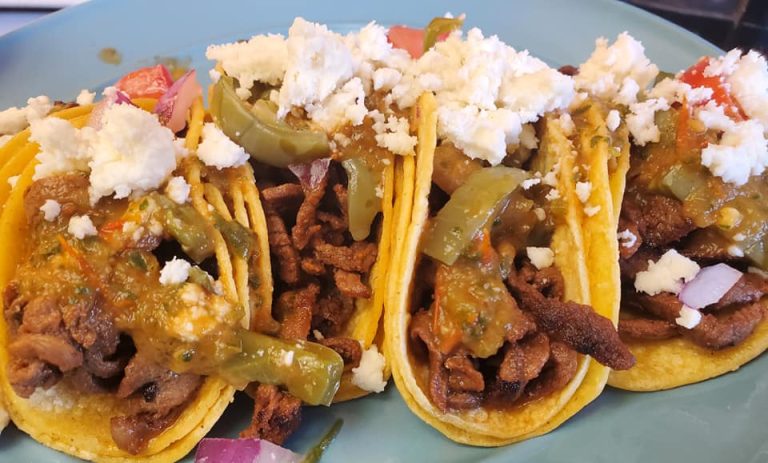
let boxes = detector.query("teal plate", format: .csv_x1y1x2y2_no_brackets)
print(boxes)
1,0,766,462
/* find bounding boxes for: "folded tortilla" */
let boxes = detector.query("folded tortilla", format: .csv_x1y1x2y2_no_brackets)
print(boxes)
0,101,272,461
385,93,621,444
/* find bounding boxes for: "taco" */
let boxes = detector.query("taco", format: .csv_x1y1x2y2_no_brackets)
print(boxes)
581,46,768,391
205,18,427,441
0,71,344,461
384,25,634,445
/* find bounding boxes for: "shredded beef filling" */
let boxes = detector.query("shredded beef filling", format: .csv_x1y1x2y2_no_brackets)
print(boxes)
409,258,633,413
618,192,768,347
246,161,378,442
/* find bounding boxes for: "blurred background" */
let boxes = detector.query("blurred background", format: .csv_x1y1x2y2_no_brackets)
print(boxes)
0,0,765,52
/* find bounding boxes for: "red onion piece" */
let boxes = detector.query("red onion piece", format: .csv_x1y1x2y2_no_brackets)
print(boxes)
154,69,202,133
195,438,301,463
87,88,133,129
679,263,742,309
289,158,331,191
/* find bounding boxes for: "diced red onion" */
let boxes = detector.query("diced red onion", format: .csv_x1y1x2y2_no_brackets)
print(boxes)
87,88,133,129
289,158,331,191
154,69,202,133
195,438,301,463
679,263,743,309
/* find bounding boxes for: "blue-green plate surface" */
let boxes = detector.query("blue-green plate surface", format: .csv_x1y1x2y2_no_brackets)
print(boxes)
0,0,766,462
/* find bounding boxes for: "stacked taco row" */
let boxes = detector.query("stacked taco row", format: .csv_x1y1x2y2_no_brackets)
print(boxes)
0,15,765,461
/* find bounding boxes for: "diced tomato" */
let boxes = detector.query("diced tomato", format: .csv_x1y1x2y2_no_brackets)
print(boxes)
387,25,426,59
680,57,745,120
115,65,174,99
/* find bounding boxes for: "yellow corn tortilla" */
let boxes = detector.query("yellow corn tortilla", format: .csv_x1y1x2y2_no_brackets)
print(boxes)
386,94,616,445
0,101,272,462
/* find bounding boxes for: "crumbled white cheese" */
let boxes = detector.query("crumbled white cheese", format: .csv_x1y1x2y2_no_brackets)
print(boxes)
351,344,387,393
159,257,192,285
697,100,736,132
40,199,61,221
0,95,52,135
67,215,97,239
700,119,768,186
649,77,713,105
575,32,658,106
606,109,621,132
634,249,700,296
527,246,554,269
165,176,191,204
205,34,288,88
197,123,249,169
675,305,702,329
88,104,182,204
545,188,561,201
373,67,402,91
208,69,221,83
558,113,575,136
307,77,368,131
521,178,541,190
584,205,601,217
626,98,670,146
617,229,637,248
7,175,19,189
30,117,91,180
533,207,546,221
575,181,592,203
727,50,768,132
371,113,416,155
312,329,325,340
76,89,95,106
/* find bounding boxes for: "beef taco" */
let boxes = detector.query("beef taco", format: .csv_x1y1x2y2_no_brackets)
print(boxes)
0,73,344,461
384,25,634,445
205,18,428,440
574,44,768,391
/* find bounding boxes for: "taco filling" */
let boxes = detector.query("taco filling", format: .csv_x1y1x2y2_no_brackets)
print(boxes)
410,143,634,412
608,52,768,352
0,76,344,459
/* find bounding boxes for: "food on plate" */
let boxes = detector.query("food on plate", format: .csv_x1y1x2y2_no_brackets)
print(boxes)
567,34,768,390
384,21,634,445
205,17,426,442
0,68,343,461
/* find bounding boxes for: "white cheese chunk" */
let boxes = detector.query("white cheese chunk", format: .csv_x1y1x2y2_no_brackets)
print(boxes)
617,229,637,248
527,246,554,269
0,95,52,135
351,344,387,393
575,32,658,106
700,119,768,186
634,249,700,296
626,98,670,146
606,109,621,132
727,50,768,132
205,33,288,89
159,257,192,286
584,204,601,217
165,176,191,204
675,305,702,329
40,199,61,222
67,215,97,239
76,89,95,106
575,181,592,204
7,175,19,189
30,117,90,180
197,123,249,169
372,113,416,155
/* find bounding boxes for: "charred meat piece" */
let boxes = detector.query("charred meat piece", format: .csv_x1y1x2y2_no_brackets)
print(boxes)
314,241,378,274
264,204,301,284
509,278,635,370
622,193,695,248
241,384,302,445
319,336,363,371
684,302,766,349
333,269,372,299
275,284,319,341
23,173,90,224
